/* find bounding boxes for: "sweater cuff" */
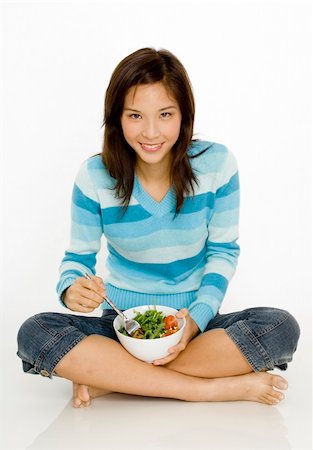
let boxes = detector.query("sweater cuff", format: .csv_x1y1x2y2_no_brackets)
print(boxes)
188,302,215,332
56,276,77,308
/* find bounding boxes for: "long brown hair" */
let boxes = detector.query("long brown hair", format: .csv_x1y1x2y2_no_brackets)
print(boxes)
102,47,197,213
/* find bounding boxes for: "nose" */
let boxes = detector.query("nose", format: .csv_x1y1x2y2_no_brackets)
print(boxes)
141,119,160,140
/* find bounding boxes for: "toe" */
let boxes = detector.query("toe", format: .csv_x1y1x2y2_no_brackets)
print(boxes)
260,394,275,405
272,390,285,401
78,384,91,403
73,397,82,408
265,389,285,405
273,375,288,390
268,395,282,405
72,383,81,408
72,383,91,408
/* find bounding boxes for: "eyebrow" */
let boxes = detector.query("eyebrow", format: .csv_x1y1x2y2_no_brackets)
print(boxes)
124,106,177,112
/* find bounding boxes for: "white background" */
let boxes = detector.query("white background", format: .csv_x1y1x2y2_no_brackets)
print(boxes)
0,1,312,448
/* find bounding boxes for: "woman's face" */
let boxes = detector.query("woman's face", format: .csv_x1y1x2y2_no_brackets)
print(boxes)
120,82,182,171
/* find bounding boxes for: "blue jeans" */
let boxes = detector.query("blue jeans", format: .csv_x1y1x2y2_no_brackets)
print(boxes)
16,307,300,378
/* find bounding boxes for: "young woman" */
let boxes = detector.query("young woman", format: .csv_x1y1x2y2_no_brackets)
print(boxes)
17,48,300,408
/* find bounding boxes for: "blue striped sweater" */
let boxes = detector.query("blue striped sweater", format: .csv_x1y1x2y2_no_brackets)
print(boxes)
56,140,240,331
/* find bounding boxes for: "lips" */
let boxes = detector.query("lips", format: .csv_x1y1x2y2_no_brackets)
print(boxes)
140,143,163,152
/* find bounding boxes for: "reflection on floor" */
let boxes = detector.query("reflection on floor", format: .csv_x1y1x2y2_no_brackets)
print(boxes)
27,394,291,450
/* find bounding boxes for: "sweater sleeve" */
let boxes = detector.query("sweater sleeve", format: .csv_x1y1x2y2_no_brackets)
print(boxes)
56,159,103,306
188,149,240,331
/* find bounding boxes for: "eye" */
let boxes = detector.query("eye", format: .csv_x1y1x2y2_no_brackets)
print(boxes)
160,112,171,118
130,113,141,120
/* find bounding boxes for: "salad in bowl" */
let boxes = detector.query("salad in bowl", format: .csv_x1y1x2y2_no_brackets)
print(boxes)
113,305,186,363
118,308,180,339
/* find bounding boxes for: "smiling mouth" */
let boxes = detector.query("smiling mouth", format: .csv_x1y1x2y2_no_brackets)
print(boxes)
140,143,163,152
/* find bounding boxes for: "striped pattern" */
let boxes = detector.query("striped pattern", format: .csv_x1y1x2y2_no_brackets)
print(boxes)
57,140,240,331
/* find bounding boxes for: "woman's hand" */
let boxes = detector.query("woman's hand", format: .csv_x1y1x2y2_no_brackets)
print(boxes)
62,275,105,313
152,308,200,366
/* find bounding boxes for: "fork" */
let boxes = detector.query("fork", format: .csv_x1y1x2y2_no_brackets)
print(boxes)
84,273,141,336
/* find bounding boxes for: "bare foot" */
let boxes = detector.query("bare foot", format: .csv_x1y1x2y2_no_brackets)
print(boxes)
209,372,288,405
72,383,112,408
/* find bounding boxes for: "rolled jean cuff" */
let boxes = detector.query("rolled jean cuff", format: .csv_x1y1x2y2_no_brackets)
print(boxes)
33,328,87,378
225,320,274,372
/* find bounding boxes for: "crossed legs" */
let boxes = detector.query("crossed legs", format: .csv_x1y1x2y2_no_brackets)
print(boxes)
54,328,288,407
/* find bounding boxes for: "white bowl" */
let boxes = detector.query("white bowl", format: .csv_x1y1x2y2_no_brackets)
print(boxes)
113,305,186,363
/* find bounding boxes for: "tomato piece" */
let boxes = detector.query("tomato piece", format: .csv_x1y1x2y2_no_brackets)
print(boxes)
161,329,178,337
164,315,178,330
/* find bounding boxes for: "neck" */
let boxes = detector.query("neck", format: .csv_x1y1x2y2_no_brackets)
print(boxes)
135,162,172,203
135,160,172,185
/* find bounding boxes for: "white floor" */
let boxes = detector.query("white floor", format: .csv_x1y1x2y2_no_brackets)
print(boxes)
1,319,312,450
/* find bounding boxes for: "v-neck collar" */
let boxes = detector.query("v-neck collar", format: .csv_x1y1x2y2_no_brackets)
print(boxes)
133,175,176,216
